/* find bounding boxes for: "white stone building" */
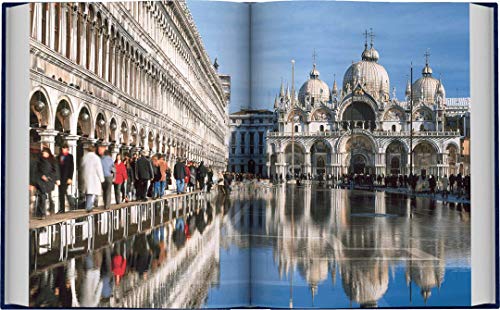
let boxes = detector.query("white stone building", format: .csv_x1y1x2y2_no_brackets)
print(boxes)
267,35,470,179
29,1,230,193
228,109,274,176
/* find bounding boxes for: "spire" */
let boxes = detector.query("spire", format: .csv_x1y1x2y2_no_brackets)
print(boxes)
274,95,279,109
213,57,219,71
422,49,433,76
279,78,285,97
332,74,338,96
405,79,411,97
285,83,290,100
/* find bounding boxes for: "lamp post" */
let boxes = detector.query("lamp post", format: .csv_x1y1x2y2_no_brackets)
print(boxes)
290,59,296,182
409,63,414,176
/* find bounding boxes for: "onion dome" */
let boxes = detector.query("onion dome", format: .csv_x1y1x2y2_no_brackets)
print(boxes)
298,63,331,107
411,52,445,105
342,35,390,100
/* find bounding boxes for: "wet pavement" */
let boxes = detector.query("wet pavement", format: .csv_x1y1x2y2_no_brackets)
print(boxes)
30,184,471,308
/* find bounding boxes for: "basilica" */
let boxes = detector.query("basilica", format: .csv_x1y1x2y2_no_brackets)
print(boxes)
267,34,470,179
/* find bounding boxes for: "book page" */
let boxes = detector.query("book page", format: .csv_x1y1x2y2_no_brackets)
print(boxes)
249,1,473,308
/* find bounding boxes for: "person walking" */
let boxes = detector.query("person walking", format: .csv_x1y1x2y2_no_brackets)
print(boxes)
151,155,162,199
173,158,186,194
113,154,128,204
158,154,168,197
127,153,137,201
33,147,59,219
196,161,208,191
184,161,191,192
81,145,105,212
135,150,154,201
99,147,115,210
206,166,214,193
440,174,449,198
57,143,74,213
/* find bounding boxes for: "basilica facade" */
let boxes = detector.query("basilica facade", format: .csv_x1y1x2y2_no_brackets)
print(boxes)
29,2,230,191
267,36,470,179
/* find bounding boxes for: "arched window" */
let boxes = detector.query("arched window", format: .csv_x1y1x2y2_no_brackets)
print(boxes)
319,125,324,132
392,125,396,132
294,125,299,132
420,124,425,131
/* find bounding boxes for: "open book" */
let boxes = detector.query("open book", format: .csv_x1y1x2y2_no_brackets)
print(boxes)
2,0,498,308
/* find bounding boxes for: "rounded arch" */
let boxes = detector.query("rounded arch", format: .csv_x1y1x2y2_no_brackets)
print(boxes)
29,87,52,128
385,140,409,175
120,120,129,145
130,124,138,146
54,99,73,133
147,130,154,150
336,132,377,154
109,117,118,142
94,112,107,141
341,100,377,130
445,142,460,175
310,139,332,175
413,140,439,176
138,127,146,147
284,141,306,175
311,107,333,121
76,105,92,137
286,108,307,123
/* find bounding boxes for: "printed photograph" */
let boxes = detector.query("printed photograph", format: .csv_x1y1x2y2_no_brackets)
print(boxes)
27,0,471,308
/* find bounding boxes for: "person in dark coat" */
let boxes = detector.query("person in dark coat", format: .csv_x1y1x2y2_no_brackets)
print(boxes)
135,151,154,201
206,167,214,193
196,161,208,191
173,158,186,194
57,143,74,213
34,148,60,219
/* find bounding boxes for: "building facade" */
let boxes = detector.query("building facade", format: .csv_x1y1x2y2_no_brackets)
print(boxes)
267,36,470,179
228,109,274,176
29,1,230,190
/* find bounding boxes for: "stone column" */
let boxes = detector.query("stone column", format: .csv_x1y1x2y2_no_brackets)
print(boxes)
304,151,312,175
63,134,80,194
32,3,43,41
38,129,58,153
60,4,68,56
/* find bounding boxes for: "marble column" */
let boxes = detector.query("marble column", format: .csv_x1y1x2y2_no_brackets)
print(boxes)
38,129,59,153
63,134,80,195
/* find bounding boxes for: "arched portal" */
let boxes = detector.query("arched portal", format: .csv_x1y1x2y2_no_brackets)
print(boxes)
385,140,408,175
446,144,458,175
284,143,305,175
342,101,376,130
351,154,367,174
342,135,376,174
414,141,438,177
310,140,331,175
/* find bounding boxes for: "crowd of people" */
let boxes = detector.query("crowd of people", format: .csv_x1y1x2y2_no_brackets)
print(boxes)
30,142,219,219
270,171,471,200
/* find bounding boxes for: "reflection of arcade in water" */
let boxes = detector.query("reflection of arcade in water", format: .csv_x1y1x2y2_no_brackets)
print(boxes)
228,185,470,307
29,196,223,308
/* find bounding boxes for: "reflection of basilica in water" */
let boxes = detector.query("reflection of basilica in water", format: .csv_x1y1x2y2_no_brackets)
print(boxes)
267,32,470,178
228,185,470,307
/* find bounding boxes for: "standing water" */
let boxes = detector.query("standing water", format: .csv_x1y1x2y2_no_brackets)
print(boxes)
30,184,470,308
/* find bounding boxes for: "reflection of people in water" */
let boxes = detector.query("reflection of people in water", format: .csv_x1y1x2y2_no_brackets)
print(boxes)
132,233,153,280
101,247,113,300
112,241,127,287
31,269,58,307
78,252,103,307
54,265,72,307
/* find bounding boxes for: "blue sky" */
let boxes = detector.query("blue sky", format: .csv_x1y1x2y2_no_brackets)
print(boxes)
188,1,469,113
